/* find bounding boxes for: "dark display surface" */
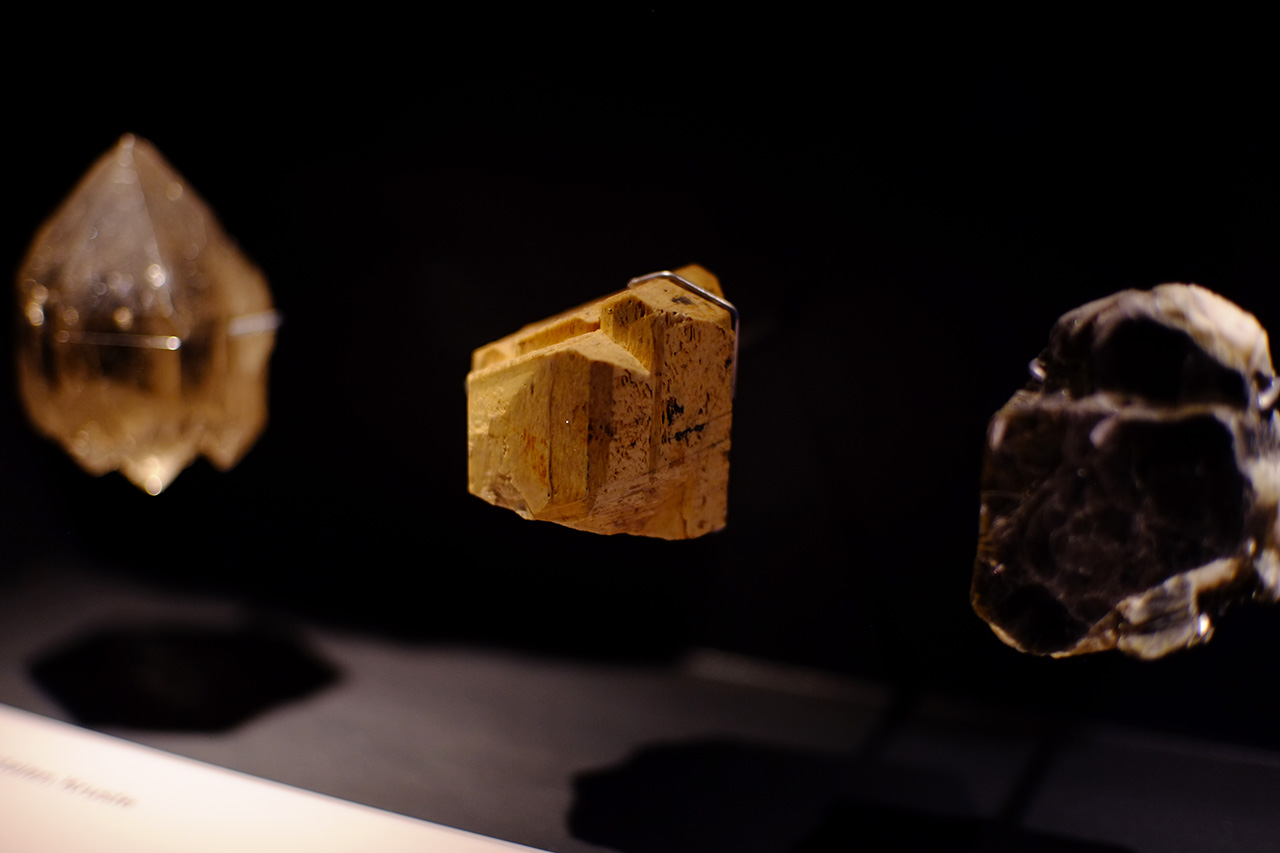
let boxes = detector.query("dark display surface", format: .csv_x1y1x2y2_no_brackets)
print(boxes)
2,14,1279,851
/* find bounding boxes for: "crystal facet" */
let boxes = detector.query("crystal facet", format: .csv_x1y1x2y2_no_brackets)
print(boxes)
466,265,734,539
16,135,276,494
973,285,1280,658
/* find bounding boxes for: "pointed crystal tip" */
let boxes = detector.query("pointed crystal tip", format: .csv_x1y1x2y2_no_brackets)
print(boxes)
16,135,277,493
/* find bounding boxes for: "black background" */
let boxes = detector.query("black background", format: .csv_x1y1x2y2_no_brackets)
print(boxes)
2,13,1278,747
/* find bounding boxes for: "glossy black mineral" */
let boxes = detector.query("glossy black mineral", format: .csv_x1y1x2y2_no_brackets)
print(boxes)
973,284,1280,658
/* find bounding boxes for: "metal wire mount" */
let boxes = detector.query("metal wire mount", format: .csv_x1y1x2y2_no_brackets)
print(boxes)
51,310,282,350
626,270,740,398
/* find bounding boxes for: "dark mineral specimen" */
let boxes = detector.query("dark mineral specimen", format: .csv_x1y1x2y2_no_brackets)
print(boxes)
973,285,1280,658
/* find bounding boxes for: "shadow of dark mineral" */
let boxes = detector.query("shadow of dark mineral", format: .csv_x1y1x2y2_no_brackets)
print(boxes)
569,691,1134,853
28,622,339,732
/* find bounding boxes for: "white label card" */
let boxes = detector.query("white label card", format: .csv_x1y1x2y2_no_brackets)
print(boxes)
0,704,546,852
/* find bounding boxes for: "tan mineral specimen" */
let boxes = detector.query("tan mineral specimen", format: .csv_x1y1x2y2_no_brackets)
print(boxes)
466,265,735,539
16,135,277,494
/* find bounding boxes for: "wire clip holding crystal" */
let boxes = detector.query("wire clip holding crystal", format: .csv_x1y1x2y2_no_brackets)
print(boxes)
627,270,740,398
50,310,282,351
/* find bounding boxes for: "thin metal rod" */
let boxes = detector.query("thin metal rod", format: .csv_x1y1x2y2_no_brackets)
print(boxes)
51,310,282,350
54,331,183,350
627,270,740,397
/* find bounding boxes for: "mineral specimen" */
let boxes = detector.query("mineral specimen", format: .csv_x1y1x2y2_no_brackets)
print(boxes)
16,135,277,494
466,265,734,539
973,284,1280,658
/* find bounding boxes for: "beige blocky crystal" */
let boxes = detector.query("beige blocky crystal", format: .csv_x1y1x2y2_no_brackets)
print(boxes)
16,135,277,494
466,265,734,539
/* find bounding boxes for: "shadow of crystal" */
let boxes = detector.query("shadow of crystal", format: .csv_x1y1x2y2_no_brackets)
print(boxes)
27,622,338,732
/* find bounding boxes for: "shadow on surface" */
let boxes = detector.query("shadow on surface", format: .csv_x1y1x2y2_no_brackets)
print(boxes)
28,622,339,731
570,737,1132,853
798,799,1134,852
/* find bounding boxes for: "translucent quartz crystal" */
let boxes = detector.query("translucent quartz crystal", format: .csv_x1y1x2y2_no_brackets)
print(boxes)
16,135,276,494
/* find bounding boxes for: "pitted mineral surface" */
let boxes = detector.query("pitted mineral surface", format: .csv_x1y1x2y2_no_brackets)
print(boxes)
973,285,1280,658
466,265,733,539
16,135,276,494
